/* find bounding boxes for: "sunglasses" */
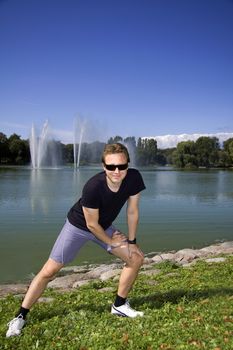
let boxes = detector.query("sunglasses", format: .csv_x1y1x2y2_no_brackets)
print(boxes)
104,163,128,171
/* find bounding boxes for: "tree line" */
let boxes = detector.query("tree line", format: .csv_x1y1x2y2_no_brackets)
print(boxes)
1,131,233,168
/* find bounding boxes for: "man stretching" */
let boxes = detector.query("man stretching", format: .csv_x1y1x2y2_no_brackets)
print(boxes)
6,142,146,337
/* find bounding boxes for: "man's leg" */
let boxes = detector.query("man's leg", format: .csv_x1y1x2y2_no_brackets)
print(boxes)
6,258,63,338
22,258,63,309
110,241,144,317
6,220,92,337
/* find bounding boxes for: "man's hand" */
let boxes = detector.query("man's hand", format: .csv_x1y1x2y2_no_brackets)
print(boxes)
110,231,127,248
128,244,144,259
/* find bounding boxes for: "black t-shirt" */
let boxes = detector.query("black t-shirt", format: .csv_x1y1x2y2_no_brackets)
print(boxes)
67,168,146,231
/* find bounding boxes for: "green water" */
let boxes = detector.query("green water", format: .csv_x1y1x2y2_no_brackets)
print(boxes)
0,166,232,283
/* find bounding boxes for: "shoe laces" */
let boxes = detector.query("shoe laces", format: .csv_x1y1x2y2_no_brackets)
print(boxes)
7,315,24,328
124,300,134,310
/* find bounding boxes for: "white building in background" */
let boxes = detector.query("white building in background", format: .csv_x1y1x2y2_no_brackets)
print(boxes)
142,132,233,149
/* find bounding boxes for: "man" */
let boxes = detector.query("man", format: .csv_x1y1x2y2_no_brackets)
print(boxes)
6,142,146,337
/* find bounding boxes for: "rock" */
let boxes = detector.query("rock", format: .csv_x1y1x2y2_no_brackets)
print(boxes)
204,257,226,263
143,257,154,264
141,264,157,270
193,249,210,258
145,252,160,258
38,297,55,303
100,269,122,281
73,279,99,288
146,280,159,286
140,269,161,276
84,264,121,279
199,246,220,255
220,241,233,248
160,253,176,261
58,265,90,276
98,287,115,293
48,273,85,289
0,284,28,298
174,249,198,263
182,260,198,268
199,243,233,256
151,255,163,263
151,252,177,263
164,272,180,278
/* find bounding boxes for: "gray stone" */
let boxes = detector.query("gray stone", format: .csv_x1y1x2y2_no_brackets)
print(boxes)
58,265,90,276
160,253,176,261
143,257,154,264
146,280,159,286
84,264,121,279
100,269,122,281
38,297,55,303
73,279,99,288
140,269,161,276
204,257,226,263
0,284,28,298
182,260,198,268
174,248,198,263
151,255,163,263
199,245,226,255
48,273,85,289
98,287,115,293
220,241,233,248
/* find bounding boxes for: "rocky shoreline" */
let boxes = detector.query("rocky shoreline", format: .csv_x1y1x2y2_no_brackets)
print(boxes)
0,241,232,299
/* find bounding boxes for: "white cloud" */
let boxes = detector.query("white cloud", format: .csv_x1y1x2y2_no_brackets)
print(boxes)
143,133,233,149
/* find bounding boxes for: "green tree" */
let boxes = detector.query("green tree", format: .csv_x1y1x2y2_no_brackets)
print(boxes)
136,138,157,166
158,148,176,165
195,137,220,167
223,138,233,164
63,144,74,164
172,141,197,168
107,136,123,144
146,138,157,164
217,150,232,167
223,138,233,153
0,132,10,164
8,134,30,164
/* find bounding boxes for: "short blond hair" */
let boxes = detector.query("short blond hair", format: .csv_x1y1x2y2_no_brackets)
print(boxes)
102,143,130,163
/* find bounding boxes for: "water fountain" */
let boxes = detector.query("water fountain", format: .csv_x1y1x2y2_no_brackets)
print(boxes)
73,117,86,168
29,121,59,168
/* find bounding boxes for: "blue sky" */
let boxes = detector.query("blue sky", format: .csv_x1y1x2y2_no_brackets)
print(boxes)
0,0,233,146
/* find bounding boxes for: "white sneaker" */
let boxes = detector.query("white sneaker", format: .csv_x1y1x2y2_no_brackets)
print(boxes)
6,315,26,337
111,300,144,318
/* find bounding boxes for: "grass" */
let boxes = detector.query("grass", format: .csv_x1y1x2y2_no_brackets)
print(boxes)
0,257,232,349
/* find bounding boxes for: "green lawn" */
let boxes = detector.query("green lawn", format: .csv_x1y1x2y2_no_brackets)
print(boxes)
0,257,232,349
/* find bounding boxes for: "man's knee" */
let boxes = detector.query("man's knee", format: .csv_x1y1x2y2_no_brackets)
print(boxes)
128,253,144,268
39,260,63,280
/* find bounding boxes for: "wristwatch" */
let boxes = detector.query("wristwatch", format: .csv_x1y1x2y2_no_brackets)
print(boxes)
127,238,137,244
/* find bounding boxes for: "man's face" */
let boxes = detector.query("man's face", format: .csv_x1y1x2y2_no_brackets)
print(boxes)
103,153,128,185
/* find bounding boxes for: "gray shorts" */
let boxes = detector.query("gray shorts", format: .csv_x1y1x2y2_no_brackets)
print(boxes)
49,219,116,264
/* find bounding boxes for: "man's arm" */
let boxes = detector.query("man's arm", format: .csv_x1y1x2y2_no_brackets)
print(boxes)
127,193,144,258
127,193,140,241
82,207,126,247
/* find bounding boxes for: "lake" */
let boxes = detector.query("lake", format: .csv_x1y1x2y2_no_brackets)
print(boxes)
0,166,233,284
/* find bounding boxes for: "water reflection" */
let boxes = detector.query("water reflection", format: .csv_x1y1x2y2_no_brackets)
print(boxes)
142,170,233,203
30,169,51,215
29,167,102,218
